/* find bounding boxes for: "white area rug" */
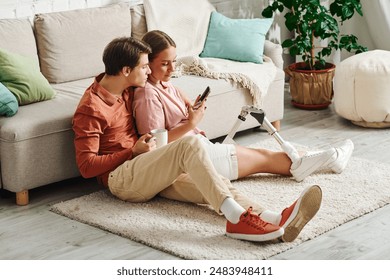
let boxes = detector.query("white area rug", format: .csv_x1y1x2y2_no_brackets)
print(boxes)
51,139,390,259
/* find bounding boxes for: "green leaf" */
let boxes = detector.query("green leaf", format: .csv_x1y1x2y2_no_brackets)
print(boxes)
353,1,363,16
329,2,341,17
300,21,309,34
308,0,321,6
277,4,284,13
289,45,300,56
342,5,354,20
261,6,274,18
283,0,293,9
321,47,332,57
282,39,294,48
285,12,299,31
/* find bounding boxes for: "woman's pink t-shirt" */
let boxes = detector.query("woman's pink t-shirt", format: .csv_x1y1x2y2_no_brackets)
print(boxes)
133,81,202,136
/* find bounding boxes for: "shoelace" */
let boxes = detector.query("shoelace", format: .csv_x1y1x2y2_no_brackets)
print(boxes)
243,207,270,230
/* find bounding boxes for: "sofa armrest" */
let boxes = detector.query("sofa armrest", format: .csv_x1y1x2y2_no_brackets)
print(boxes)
264,40,283,70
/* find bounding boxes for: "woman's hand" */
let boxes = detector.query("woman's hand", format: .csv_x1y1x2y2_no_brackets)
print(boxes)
182,97,193,108
187,101,206,128
132,133,156,157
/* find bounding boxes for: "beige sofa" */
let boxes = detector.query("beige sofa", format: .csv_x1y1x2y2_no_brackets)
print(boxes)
0,3,285,205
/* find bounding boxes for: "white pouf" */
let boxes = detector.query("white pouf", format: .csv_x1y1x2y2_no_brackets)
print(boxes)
334,50,390,128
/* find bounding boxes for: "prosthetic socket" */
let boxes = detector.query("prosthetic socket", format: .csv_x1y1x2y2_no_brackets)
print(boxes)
222,105,300,163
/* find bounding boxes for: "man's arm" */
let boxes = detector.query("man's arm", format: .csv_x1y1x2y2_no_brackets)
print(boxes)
72,111,133,179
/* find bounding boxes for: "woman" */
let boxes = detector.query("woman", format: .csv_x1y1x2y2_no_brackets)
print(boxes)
133,30,353,182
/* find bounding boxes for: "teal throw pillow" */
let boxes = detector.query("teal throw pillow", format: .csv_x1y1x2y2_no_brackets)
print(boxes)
0,48,55,105
200,12,273,64
0,82,18,117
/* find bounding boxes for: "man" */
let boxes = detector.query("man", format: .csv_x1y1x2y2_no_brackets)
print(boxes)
72,36,322,243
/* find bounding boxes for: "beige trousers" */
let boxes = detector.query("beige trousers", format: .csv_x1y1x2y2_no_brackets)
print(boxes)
108,136,264,214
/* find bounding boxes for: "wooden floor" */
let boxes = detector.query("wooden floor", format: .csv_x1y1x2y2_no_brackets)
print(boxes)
1,88,390,260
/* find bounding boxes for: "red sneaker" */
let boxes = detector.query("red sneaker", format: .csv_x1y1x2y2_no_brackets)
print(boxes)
226,207,284,242
279,185,322,242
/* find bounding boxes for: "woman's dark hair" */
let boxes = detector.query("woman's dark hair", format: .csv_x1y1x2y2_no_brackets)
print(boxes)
103,37,152,75
141,30,176,62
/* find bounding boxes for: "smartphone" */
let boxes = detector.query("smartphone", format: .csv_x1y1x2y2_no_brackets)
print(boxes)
194,86,210,109
199,86,210,102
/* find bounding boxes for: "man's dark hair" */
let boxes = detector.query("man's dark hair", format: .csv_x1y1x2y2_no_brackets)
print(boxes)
103,37,152,75
141,30,176,62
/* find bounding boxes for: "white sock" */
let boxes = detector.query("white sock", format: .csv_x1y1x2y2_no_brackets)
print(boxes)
260,210,282,225
220,197,245,224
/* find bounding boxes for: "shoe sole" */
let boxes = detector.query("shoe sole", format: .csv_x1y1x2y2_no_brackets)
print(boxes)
292,149,336,182
226,228,284,242
281,185,322,242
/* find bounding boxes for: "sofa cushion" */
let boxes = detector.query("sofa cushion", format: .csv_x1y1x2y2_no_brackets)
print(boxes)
34,4,132,84
0,82,18,117
0,48,56,105
0,78,93,142
0,18,38,59
131,4,147,40
200,12,273,64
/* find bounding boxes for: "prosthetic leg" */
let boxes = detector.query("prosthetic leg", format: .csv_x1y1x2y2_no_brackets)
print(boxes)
222,105,300,162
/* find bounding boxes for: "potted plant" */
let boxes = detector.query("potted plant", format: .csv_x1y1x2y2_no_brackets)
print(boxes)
262,0,368,109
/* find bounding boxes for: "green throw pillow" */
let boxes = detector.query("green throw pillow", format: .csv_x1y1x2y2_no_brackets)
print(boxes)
0,82,18,117
200,12,273,64
0,48,55,105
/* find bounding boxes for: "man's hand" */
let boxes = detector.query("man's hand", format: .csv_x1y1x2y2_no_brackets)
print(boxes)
132,134,156,157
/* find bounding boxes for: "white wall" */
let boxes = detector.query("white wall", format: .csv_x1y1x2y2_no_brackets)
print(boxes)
339,3,376,60
0,0,141,19
360,0,390,51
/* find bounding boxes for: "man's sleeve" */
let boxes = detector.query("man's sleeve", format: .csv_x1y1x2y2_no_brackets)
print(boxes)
72,109,133,178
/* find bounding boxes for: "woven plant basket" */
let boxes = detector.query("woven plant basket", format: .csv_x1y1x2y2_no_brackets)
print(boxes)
285,62,336,110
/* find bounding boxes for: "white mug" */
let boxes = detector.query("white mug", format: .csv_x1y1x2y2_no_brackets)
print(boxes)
150,128,168,148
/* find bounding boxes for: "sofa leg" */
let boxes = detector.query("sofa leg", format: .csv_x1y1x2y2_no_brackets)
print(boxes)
16,190,29,206
271,120,281,131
